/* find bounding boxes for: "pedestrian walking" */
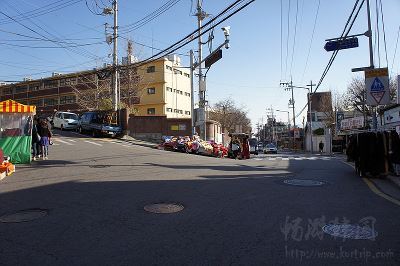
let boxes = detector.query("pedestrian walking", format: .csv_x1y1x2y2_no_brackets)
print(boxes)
38,119,52,160
319,141,324,153
31,117,41,161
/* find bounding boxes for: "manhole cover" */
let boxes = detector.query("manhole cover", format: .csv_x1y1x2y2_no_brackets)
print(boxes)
89,165,110,168
144,203,184,214
322,224,378,240
283,179,325,186
0,208,48,223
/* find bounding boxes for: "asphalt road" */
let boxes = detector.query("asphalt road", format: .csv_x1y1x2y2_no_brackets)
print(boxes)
0,130,399,265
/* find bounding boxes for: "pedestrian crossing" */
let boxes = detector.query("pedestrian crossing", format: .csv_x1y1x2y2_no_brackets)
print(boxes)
252,156,335,161
51,137,138,148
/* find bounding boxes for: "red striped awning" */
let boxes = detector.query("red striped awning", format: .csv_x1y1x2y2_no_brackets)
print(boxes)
0,100,36,113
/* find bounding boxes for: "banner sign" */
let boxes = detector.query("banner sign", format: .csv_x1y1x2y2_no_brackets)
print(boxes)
341,116,364,130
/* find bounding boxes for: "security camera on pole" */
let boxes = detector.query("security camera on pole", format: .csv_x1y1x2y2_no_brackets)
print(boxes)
192,0,231,141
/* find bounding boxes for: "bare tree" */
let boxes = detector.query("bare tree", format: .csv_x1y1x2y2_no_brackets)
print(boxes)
208,98,252,134
343,75,397,115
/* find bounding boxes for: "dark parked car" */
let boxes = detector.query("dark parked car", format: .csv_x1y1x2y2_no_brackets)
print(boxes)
78,111,122,137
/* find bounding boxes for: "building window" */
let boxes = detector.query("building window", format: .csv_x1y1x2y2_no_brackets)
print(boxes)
30,98,43,107
185,111,191,115
185,92,191,97
43,80,58,89
147,108,156,115
166,87,173,92
166,107,172,112
44,98,58,106
3,87,13,95
60,95,76,104
19,99,29,105
178,110,183,114
147,87,156,94
29,84,40,91
15,85,28,94
184,73,190,78
60,77,77,86
166,65,172,71
147,66,155,73
179,91,183,95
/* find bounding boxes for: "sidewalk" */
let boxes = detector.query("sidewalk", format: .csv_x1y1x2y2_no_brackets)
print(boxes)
118,135,159,149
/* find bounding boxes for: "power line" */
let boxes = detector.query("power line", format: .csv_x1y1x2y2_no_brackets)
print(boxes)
132,0,253,67
379,0,388,67
289,0,299,78
284,0,291,80
391,25,400,72
119,0,183,34
295,0,364,119
0,0,83,25
300,0,320,83
0,5,101,61
0,41,103,49
280,0,283,80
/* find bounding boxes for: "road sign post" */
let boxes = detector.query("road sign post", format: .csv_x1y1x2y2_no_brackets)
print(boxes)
365,68,389,106
324,37,359,52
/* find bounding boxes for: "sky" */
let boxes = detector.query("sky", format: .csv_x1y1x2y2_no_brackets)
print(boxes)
0,0,399,130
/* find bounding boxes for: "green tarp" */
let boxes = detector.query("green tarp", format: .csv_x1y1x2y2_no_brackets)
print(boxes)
0,136,31,164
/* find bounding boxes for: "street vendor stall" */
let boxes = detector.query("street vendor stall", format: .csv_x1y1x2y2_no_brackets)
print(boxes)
0,100,36,164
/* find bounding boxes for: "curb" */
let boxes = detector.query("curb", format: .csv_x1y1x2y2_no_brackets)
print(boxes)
117,137,158,149
387,175,400,189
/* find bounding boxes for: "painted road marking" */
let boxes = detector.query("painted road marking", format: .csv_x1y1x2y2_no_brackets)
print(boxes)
54,139,74,145
341,160,400,207
84,140,103,147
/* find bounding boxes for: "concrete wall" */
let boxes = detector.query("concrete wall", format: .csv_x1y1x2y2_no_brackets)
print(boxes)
127,115,192,141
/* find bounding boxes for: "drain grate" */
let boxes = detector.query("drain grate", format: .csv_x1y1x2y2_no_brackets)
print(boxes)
0,208,48,223
283,179,325,187
322,224,377,240
89,165,111,168
144,203,184,214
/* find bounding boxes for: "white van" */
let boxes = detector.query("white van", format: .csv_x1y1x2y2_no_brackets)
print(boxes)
53,111,79,130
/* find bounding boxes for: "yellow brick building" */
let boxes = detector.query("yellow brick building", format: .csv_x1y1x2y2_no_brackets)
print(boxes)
134,55,192,118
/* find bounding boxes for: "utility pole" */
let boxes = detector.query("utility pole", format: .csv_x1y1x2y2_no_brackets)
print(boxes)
306,80,316,153
366,0,377,130
196,0,207,140
190,50,195,135
112,0,118,112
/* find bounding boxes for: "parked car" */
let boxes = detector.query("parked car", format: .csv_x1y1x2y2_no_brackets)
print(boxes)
264,143,278,154
52,111,79,130
78,111,122,137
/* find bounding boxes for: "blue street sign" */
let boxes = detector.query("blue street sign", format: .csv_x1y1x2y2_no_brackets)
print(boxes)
324,37,359,52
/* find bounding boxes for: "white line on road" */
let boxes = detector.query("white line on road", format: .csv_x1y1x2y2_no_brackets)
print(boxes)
66,139,77,142
84,140,103,146
54,139,74,145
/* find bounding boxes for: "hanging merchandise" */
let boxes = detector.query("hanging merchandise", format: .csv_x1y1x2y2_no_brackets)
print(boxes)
346,129,400,177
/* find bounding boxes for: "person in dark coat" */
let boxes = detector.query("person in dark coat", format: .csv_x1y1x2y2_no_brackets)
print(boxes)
319,141,324,153
38,119,52,160
31,117,41,161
